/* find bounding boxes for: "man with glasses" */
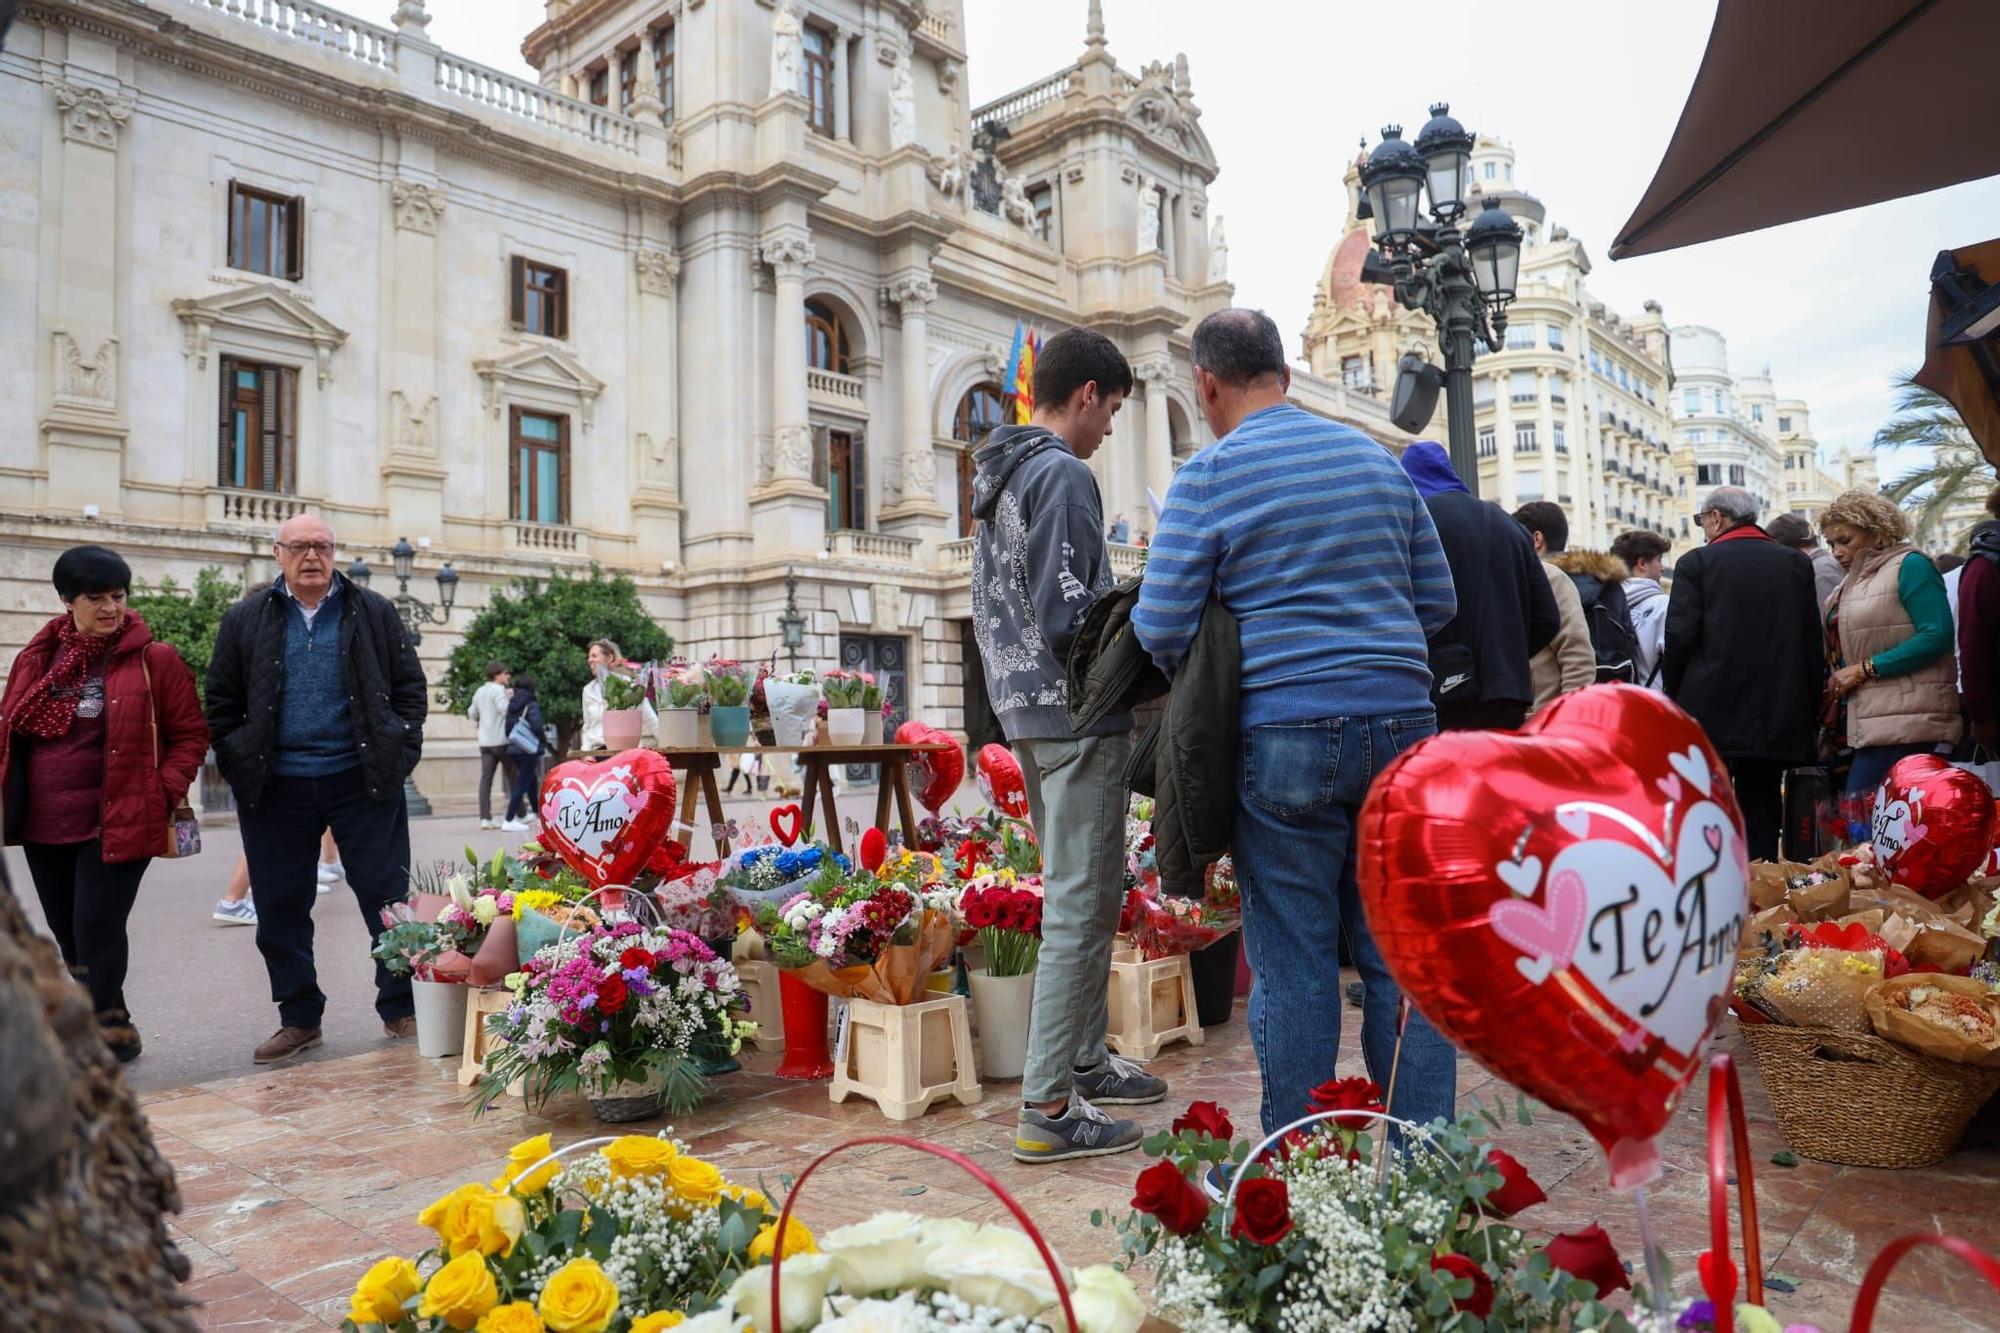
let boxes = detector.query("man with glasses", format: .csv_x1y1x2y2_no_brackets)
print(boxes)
207,514,428,1064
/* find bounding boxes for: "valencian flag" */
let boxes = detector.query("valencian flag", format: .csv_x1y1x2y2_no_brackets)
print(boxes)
1003,321,1040,424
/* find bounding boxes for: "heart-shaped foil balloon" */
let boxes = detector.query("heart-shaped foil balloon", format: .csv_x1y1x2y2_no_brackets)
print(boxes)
1871,754,1996,899
977,743,1030,820
897,721,964,813
537,749,678,891
1358,685,1749,1189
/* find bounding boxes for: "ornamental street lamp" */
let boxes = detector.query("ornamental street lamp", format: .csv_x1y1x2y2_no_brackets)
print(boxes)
1360,104,1523,495
777,567,806,672
380,536,458,647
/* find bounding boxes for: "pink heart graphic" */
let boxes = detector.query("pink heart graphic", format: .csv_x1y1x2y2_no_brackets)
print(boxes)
1655,773,1683,803
1489,868,1587,978
1704,824,1722,854
1908,822,1929,844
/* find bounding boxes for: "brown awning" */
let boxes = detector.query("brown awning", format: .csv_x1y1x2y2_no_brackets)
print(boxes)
1916,236,2000,467
1611,0,2000,260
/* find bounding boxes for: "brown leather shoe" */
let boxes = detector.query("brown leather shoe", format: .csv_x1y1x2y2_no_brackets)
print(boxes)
253,1026,323,1065
383,1016,418,1039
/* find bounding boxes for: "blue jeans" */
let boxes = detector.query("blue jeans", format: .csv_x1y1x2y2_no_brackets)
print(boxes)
1234,713,1459,1135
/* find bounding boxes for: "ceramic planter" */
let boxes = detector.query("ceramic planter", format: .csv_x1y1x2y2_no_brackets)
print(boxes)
412,979,468,1058
863,711,885,745
602,708,644,751
826,707,866,747
658,707,700,749
966,968,1036,1081
710,704,752,748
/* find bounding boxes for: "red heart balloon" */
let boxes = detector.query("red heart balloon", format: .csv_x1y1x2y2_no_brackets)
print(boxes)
1871,754,1996,898
977,743,1030,820
537,749,677,892
897,721,964,813
770,804,804,848
1358,685,1749,1189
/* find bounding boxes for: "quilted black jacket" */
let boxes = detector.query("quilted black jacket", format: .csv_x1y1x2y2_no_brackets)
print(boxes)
205,575,427,811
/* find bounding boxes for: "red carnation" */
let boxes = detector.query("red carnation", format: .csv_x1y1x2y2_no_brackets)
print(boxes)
1482,1149,1547,1218
1431,1253,1495,1317
619,947,656,973
1545,1224,1629,1298
1307,1076,1385,1130
596,976,629,1015
1171,1100,1234,1142
1130,1160,1209,1238
1229,1176,1293,1246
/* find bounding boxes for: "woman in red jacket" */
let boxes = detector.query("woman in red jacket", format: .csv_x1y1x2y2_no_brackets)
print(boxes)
0,545,210,1062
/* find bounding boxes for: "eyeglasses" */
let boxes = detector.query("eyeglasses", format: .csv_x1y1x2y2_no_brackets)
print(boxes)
275,541,335,558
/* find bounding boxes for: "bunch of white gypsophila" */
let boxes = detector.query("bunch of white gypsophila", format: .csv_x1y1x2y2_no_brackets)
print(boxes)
1275,1150,1458,1333
1147,1238,1249,1333
816,1290,1036,1332
525,1149,720,1307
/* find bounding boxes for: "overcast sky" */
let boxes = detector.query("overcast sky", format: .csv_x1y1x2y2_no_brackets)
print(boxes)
406,0,2000,475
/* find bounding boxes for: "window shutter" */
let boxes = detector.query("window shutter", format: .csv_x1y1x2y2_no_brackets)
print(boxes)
256,365,282,492
509,255,526,328
279,366,299,493
554,268,569,340
226,182,241,269
852,430,867,530
217,356,235,487
557,414,572,525
287,196,305,281
508,406,522,521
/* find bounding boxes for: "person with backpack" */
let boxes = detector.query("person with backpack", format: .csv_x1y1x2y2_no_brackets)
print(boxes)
1512,502,1596,715
1551,548,1640,684
1611,530,1672,690
502,674,546,832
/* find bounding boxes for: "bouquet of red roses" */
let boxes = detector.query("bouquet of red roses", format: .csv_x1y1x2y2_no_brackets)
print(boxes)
958,874,1043,978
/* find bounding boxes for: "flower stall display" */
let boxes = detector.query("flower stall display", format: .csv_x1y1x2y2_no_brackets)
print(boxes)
720,844,852,913
958,872,1044,1080
657,663,708,749
820,670,869,746
707,659,754,747
339,1132,797,1332
756,862,954,1006
1105,1090,1645,1332
476,923,753,1122
766,669,820,746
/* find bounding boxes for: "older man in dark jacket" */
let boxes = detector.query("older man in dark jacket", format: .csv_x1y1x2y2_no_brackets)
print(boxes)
207,514,427,1065
1662,486,1824,860
1401,442,1559,730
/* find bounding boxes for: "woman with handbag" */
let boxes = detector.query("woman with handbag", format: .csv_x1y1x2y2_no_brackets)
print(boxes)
0,545,209,1062
502,673,546,831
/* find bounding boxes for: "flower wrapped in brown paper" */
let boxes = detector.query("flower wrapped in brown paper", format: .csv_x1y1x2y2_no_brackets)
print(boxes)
784,907,957,1005
1745,946,1886,1032
1843,884,1989,974
1747,854,1852,918
1866,973,2000,1065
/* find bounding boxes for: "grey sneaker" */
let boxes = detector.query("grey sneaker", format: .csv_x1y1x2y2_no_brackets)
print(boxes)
1013,1094,1143,1163
1072,1053,1167,1106
213,896,258,926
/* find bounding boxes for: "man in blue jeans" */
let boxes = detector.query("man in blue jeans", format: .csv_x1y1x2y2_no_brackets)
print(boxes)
1134,309,1461,1134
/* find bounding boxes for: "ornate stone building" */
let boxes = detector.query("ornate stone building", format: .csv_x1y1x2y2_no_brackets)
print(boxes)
4,0,1388,802
1305,136,1687,555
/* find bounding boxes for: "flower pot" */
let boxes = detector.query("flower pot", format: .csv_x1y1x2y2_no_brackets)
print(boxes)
658,707,700,749
776,971,834,1080
700,710,715,747
826,708,866,747
966,968,1036,1081
602,708,645,752
588,1074,667,1123
710,704,752,748
766,681,821,746
863,712,884,745
412,979,468,1058
1189,931,1241,1028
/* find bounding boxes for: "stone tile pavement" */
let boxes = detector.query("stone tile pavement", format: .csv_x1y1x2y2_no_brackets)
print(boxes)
142,1001,2000,1331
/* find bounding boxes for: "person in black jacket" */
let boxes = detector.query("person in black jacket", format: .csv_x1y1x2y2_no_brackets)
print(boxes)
1400,442,1559,730
205,515,427,1065
1662,486,1825,860
503,675,546,830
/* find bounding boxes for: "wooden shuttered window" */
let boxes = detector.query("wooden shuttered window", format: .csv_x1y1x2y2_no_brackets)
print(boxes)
509,256,569,339
217,356,297,493
227,181,304,281
510,406,570,526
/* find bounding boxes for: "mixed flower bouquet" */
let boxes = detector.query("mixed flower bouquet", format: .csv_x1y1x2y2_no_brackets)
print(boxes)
721,844,849,901
653,871,743,943
370,907,449,981
920,809,1043,878
1106,1086,1644,1332
476,923,752,1116
340,1131,801,1332
959,872,1044,978
705,658,752,708
820,669,870,709
1124,798,1161,898
758,861,955,1003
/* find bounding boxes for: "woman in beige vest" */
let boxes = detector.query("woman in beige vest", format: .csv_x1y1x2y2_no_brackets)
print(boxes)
1820,490,1960,809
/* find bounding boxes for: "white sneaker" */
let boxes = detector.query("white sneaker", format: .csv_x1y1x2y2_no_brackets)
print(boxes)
480,819,496,830
316,879,333,896
212,896,258,926
500,818,531,832
317,861,345,884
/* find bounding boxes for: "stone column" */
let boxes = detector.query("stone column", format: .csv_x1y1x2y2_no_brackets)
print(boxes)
43,82,133,517
831,27,852,141
1492,374,1517,502
880,270,947,533
1135,355,1175,527
383,178,448,541
749,226,826,555
632,246,683,561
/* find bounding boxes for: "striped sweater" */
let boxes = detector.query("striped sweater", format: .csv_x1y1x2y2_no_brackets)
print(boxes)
1132,404,1456,727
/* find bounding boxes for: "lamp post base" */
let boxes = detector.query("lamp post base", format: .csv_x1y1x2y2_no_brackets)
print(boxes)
403,776,431,817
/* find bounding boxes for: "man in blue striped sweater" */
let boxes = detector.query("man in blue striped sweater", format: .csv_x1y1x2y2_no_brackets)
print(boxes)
1133,309,1462,1134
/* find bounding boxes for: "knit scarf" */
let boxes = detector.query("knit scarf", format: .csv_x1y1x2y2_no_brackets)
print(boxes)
10,614,124,740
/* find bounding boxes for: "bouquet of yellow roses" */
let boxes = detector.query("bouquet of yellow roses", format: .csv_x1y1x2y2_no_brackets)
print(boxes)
341,1131,811,1333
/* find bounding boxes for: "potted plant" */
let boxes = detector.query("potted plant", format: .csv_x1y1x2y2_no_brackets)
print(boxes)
863,676,887,745
706,657,753,747
766,668,820,746
371,907,464,1058
599,669,648,751
958,873,1043,1080
822,669,868,746
657,662,706,749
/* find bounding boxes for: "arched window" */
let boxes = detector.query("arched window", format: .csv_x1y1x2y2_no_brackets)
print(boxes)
805,299,850,374
953,382,1006,443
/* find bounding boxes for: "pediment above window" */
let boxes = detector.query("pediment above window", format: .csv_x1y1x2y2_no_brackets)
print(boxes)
173,282,349,386
473,344,606,431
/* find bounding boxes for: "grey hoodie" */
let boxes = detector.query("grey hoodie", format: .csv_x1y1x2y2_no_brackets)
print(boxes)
970,424,1131,741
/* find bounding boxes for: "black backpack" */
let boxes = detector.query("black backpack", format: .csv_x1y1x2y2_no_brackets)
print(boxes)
1572,576,1639,684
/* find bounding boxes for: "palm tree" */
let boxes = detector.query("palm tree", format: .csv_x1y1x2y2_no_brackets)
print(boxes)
1874,373,1995,550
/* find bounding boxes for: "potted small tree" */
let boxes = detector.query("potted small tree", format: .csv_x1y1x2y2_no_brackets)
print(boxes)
822,668,868,746
657,663,705,749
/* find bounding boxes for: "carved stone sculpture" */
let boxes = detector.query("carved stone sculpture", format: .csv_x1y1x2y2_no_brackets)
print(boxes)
1136,180,1162,253
770,0,803,99
1207,213,1229,283
888,50,918,149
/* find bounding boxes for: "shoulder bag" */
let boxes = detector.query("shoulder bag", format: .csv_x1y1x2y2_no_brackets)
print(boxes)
141,648,203,859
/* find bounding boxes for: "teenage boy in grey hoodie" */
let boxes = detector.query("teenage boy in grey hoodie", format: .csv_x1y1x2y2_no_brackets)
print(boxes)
970,326,1166,1162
